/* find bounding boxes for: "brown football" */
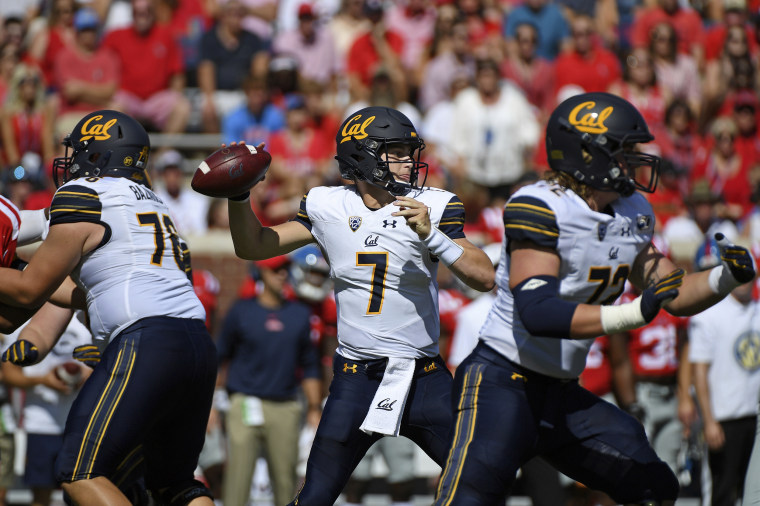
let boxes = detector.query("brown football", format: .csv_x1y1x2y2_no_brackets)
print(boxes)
191,144,271,198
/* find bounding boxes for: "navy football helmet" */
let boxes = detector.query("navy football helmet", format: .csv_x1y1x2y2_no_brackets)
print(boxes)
53,110,151,187
335,106,427,196
290,244,332,303
546,92,660,197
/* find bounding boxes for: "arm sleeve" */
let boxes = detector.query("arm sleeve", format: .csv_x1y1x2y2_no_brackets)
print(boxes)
503,195,559,248
438,195,466,239
291,193,313,231
49,185,102,225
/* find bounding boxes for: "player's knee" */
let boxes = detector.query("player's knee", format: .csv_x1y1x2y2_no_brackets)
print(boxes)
614,460,679,503
155,479,213,506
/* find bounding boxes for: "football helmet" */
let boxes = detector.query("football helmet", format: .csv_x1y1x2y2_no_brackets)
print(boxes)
546,92,660,197
290,244,332,303
53,110,151,187
335,106,427,196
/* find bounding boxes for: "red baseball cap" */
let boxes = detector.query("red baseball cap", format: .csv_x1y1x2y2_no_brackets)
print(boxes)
298,3,316,19
256,255,291,270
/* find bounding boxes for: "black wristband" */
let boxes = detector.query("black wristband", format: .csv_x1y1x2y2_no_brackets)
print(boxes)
228,191,250,202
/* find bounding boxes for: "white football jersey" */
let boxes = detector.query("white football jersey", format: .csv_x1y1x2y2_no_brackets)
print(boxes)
294,185,466,360
480,180,655,378
50,177,205,344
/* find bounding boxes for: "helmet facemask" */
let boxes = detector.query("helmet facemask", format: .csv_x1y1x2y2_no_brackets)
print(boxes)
338,136,429,196
558,117,660,197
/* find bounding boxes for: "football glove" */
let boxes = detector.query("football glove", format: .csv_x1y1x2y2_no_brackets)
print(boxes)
640,268,685,322
72,344,101,368
2,339,39,366
716,233,755,284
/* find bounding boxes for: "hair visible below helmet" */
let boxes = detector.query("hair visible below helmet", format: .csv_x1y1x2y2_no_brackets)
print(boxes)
335,106,427,196
53,110,151,187
545,92,660,197
290,244,332,303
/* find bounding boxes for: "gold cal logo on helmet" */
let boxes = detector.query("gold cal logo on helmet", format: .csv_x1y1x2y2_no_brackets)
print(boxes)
80,115,117,141
340,114,376,144
568,101,613,135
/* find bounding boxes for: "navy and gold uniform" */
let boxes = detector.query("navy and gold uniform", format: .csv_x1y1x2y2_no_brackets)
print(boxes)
436,93,684,505
45,111,216,504
288,185,462,505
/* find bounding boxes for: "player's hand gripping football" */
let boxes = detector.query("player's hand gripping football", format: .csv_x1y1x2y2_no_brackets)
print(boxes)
392,195,431,239
2,339,39,366
72,344,101,368
715,233,755,284
639,269,685,322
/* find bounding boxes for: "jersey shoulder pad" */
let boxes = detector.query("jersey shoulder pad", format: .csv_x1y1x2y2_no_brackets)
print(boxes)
503,185,559,248
50,183,102,226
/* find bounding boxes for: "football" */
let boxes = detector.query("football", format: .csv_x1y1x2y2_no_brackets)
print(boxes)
191,144,271,198
55,362,82,387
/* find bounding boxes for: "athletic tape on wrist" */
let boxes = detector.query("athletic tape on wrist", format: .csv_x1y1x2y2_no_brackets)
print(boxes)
600,297,647,334
707,265,741,295
422,227,464,266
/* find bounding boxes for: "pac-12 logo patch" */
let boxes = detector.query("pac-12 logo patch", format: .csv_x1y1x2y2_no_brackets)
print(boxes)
349,216,362,232
637,214,653,231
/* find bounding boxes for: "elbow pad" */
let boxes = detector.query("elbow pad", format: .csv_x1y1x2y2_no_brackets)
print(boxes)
513,275,577,338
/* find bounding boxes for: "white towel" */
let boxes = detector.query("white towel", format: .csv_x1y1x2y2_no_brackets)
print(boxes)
360,358,416,437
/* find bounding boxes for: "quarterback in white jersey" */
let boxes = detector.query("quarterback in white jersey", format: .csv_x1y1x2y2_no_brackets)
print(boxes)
0,110,216,506
435,93,757,506
226,106,494,506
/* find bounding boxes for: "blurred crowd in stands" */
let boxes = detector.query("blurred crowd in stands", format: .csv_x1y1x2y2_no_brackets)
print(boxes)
3,0,760,247
2,0,760,503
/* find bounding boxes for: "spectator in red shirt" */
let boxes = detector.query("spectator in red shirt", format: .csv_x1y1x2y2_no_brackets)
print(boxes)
0,64,54,171
51,8,120,139
554,14,621,97
704,0,757,63
608,47,668,129
692,116,755,220
346,0,405,102
630,0,705,65
265,94,334,222
102,0,190,134
704,25,759,124
27,0,77,87
500,21,555,120
654,99,706,183
732,92,760,171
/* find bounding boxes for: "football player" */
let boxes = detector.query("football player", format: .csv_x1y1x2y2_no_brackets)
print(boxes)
225,106,495,505
434,92,756,506
0,110,216,506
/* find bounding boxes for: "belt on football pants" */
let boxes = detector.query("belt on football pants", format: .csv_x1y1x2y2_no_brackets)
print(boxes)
337,354,446,377
474,341,578,385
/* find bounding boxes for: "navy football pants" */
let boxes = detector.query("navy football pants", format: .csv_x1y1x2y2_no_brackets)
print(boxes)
435,342,679,505
55,317,217,495
290,353,453,506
